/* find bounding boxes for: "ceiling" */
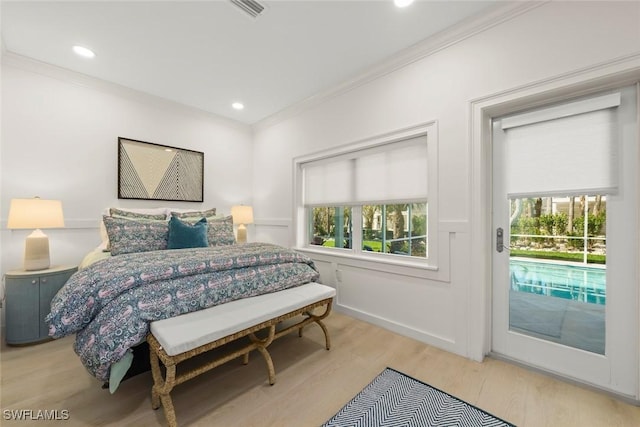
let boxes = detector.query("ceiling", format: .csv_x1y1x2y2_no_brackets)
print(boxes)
1,0,500,125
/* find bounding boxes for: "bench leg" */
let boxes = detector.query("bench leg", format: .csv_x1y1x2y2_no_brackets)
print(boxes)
299,301,333,350
150,347,162,410
150,345,178,427
257,346,276,385
248,325,276,385
159,367,178,427
316,317,332,351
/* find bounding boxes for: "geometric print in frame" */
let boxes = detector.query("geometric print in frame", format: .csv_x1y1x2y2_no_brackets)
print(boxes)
118,137,204,202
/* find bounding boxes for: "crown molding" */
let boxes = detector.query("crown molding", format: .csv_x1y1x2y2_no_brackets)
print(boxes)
253,1,547,132
1,51,252,133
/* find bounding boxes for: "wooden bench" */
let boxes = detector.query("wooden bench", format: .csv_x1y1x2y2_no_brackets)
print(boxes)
147,283,336,427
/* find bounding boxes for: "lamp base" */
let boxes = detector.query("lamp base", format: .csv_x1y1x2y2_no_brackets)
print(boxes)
24,229,51,271
236,224,247,244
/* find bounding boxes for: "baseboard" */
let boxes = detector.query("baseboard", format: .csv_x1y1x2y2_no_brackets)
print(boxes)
334,303,459,356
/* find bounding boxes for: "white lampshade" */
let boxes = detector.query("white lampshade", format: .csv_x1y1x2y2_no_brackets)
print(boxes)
231,205,254,244
8,198,65,229
231,205,254,225
7,198,65,271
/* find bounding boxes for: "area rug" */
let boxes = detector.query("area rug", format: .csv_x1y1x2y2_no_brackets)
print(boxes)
322,368,514,427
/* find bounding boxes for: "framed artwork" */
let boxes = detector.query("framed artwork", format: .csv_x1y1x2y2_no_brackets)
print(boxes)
118,137,204,202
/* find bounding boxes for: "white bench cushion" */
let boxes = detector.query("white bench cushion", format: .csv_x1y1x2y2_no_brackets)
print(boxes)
150,283,336,356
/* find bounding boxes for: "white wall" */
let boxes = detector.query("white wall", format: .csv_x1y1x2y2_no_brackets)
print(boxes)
252,2,640,359
0,56,254,277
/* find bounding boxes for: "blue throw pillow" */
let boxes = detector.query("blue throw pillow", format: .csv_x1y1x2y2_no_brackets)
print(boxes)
168,216,209,249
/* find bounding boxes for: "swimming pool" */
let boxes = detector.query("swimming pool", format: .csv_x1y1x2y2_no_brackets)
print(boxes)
510,258,606,305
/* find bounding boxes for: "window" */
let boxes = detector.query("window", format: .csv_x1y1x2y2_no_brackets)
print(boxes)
295,123,438,266
362,203,427,257
308,203,427,257
309,206,352,249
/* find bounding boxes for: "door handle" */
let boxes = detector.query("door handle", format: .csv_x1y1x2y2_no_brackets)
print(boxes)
497,227,505,253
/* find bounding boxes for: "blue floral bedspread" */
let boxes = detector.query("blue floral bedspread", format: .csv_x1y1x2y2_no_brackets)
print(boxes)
46,242,319,382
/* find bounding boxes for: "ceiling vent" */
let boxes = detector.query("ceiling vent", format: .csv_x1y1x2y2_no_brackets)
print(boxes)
230,0,267,19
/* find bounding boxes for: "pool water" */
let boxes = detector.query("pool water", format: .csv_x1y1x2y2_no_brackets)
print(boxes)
510,258,606,305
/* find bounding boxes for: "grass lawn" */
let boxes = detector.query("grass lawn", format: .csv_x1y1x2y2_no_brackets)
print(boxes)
510,249,606,264
322,239,384,252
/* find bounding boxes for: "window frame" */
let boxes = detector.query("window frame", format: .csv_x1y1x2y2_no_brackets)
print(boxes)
293,122,439,271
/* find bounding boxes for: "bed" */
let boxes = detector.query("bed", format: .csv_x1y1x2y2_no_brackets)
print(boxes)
45,207,321,390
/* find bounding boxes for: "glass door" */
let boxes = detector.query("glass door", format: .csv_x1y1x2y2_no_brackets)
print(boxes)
491,85,638,397
506,195,606,354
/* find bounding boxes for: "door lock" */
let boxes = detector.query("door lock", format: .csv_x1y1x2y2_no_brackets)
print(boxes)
496,227,505,253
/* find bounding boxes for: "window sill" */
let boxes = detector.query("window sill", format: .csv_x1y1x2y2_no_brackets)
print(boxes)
296,246,440,280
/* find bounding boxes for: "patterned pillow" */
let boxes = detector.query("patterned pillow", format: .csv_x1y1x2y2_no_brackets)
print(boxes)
101,208,168,251
103,215,169,256
170,208,217,219
109,208,168,221
172,213,235,246
207,215,235,246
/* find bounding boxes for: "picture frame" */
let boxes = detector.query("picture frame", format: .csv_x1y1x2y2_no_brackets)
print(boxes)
118,137,204,202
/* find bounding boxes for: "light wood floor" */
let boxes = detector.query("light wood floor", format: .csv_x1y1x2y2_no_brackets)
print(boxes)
1,312,639,427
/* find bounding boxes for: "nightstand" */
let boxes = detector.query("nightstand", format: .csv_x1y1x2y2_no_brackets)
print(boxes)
4,265,77,345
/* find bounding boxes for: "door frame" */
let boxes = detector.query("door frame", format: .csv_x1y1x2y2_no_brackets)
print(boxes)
468,55,640,400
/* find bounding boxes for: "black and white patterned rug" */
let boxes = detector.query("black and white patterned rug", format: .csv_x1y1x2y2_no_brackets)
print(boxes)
322,368,515,427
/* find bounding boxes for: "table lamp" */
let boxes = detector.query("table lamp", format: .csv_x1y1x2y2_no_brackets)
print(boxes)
231,205,254,243
7,197,65,271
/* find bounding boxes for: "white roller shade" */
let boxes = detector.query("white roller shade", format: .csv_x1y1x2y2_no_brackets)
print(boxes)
503,93,620,198
302,159,353,205
355,142,428,203
302,136,428,206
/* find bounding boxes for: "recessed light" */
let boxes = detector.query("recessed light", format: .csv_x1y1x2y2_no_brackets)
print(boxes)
73,45,96,58
394,0,414,8
232,102,245,110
